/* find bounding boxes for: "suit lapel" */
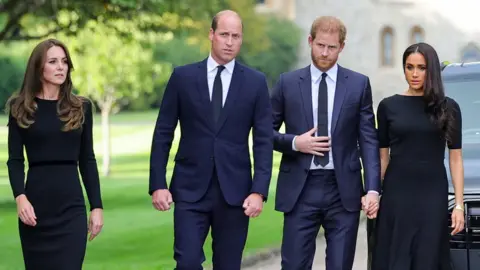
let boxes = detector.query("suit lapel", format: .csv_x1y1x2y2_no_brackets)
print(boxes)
299,66,314,130
216,62,244,133
196,59,214,130
331,65,347,134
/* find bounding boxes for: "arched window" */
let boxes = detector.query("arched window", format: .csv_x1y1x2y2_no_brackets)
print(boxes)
410,26,424,44
380,26,395,66
461,42,480,62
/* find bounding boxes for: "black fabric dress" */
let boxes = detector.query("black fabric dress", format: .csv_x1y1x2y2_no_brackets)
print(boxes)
7,97,103,270
371,94,462,270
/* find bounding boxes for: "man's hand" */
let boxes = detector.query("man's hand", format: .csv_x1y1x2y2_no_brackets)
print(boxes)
152,189,173,211
361,192,379,219
243,193,264,218
294,127,330,156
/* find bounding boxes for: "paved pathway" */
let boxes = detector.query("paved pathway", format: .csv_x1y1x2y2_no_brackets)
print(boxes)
243,220,369,270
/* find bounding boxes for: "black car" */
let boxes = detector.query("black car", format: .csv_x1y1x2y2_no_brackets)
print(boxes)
367,61,480,269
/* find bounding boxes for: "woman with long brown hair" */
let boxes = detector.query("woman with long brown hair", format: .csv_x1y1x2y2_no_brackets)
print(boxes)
371,42,464,269
6,38,104,269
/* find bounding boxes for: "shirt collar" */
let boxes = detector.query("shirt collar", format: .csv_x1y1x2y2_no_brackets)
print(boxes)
207,53,235,74
310,62,338,83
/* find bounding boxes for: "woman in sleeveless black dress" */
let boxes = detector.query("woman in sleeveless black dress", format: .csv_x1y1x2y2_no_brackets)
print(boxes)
6,38,104,270
371,43,465,269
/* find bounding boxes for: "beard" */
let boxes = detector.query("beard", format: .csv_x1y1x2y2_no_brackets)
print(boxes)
311,52,334,72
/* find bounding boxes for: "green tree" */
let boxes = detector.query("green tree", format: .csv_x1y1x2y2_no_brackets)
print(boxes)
0,0,207,42
0,54,24,110
0,42,35,109
0,0,256,43
239,15,302,87
63,20,168,176
0,0,132,41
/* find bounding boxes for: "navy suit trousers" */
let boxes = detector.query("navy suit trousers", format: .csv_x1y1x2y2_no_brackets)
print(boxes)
173,168,249,270
281,170,360,270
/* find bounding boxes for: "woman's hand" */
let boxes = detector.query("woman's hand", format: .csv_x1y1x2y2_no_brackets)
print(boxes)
88,208,104,241
451,208,465,235
16,194,37,226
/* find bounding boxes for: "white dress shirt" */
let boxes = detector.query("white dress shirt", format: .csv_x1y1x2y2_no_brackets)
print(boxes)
207,54,235,106
293,63,337,170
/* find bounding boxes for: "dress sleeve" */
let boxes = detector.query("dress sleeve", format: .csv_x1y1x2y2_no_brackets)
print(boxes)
376,99,390,148
79,100,103,210
6,112,26,199
447,98,462,149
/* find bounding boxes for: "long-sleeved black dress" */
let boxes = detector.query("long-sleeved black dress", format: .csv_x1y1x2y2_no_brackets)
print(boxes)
7,97,103,270
371,94,462,270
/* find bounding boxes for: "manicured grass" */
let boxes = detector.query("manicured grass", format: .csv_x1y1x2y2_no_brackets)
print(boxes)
0,110,284,269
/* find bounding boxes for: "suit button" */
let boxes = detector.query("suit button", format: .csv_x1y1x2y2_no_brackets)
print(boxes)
210,157,214,160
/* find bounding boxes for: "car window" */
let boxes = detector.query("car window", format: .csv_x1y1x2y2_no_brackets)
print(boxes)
444,76,480,159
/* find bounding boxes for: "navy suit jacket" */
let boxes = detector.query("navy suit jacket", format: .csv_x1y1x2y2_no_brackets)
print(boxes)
149,58,273,206
272,65,381,213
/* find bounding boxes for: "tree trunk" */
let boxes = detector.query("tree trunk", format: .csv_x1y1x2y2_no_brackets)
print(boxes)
101,107,111,177
98,88,115,177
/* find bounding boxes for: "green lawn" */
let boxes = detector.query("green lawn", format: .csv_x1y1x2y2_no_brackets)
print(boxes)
0,110,284,270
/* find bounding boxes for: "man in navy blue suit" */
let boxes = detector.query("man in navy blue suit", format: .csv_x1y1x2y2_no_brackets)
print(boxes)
148,9,273,270
271,16,381,269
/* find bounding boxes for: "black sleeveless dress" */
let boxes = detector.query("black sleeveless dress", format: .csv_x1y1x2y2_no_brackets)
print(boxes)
7,97,103,270
371,94,462,270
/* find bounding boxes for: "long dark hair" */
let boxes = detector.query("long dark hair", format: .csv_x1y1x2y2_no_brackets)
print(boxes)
402,42,455,143
5,38,85,131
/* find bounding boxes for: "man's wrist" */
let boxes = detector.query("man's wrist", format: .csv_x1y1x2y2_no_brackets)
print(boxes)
252,192,263,198
292,136,298,151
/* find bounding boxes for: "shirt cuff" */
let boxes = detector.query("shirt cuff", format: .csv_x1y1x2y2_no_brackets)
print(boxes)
367,190,379,195
292,136,298,151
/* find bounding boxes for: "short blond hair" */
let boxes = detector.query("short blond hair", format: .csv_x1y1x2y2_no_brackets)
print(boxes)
310,16,347,44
